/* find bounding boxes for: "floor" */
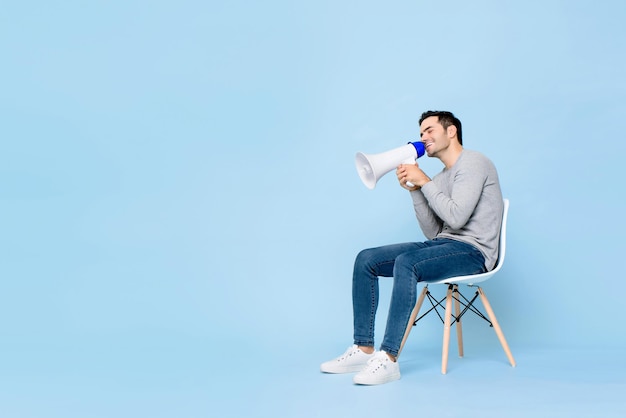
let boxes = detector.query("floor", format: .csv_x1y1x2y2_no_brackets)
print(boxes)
1,337,624,417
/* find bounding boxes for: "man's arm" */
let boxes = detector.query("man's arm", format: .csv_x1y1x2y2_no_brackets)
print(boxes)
410,190,442,239
420,157,487,230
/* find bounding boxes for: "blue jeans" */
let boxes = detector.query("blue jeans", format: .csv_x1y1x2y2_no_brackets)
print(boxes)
352,238,486,357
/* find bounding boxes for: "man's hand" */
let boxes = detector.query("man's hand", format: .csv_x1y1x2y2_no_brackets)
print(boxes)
396,163,431,191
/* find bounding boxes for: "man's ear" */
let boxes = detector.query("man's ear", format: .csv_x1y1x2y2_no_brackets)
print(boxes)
447,125,457,138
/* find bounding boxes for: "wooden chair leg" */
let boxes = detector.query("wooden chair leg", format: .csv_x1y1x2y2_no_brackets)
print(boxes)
398,286,428,357
478,287,516,367
441,285,454,374
453,285,464,358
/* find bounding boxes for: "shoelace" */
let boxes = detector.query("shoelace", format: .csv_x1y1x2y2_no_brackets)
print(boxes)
339,347,359,361
365,354,388,371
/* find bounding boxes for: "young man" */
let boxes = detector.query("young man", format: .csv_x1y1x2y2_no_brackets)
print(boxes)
321,111,503,385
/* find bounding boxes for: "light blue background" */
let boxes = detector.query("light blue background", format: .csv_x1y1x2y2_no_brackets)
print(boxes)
1,1,625,417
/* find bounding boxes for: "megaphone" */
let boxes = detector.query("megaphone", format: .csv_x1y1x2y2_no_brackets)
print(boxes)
355,142,426,189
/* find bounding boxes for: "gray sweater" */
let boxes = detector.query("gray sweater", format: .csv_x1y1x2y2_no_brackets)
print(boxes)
410,149,503,270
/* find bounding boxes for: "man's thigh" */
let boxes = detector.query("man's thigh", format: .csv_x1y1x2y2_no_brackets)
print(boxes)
358,242,429,277
393,239,486,282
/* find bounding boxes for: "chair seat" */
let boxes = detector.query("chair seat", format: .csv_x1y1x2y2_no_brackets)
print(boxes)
423,269,497,286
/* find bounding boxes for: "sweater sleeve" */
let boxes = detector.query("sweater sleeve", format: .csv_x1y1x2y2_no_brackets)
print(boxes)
410,189,442,239
419,160,485,230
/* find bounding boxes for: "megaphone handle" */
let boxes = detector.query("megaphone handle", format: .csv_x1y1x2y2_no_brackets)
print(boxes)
402,157,417,188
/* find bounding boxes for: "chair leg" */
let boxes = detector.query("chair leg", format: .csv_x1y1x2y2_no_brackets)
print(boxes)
478,287,516,367
398,286,428,357
441,285,454,374
453,285,464,358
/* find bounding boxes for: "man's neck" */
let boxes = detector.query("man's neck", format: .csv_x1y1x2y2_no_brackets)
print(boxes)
439,144,464,169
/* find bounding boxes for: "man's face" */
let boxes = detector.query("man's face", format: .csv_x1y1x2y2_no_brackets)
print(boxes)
419,116,450,157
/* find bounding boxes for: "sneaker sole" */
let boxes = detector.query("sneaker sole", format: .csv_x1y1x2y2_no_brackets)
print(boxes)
353,372,401,385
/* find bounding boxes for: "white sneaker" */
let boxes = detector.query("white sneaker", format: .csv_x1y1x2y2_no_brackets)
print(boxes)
320,345,375,373
353,351,401,385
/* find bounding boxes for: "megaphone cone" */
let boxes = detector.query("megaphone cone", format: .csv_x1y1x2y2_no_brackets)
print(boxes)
355,142,425,189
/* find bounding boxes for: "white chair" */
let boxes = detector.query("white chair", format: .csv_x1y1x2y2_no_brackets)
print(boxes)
398,198,515,374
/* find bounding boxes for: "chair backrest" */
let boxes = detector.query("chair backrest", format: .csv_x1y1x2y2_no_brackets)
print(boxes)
490,198,509,275
428,198,509,286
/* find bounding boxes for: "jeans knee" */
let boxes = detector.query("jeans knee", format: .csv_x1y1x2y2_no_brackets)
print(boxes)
354,248,377,273
393,253,418,283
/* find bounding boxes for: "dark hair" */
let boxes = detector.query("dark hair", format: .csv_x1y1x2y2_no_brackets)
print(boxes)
419,110,463,145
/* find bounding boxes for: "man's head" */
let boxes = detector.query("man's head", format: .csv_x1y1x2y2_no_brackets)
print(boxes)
419,111,463,146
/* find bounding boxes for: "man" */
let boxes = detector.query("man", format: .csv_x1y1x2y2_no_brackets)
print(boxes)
321,110,503,385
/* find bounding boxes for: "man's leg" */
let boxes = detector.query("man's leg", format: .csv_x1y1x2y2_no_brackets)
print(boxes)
352,242,428,349
379,239,486,358
321,242,423,374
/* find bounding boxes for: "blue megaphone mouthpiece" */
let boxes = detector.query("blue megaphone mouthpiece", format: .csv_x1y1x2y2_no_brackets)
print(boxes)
409,141,425,158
